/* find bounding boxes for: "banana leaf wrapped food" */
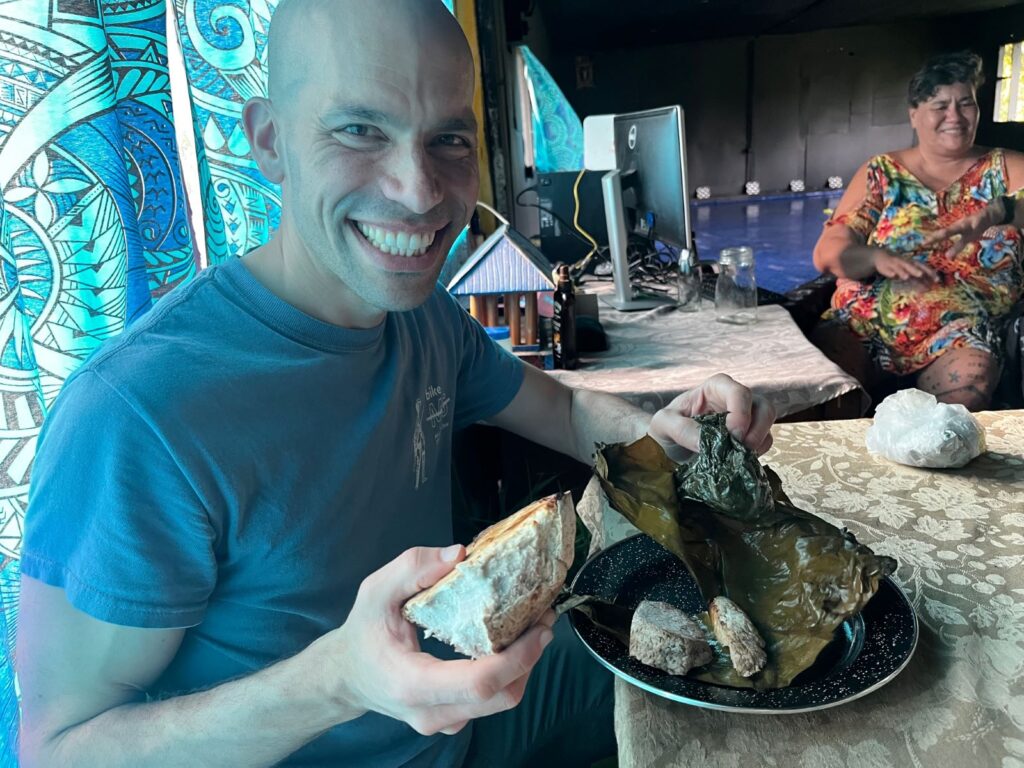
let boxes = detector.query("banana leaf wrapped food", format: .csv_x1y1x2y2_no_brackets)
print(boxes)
594,413,896,689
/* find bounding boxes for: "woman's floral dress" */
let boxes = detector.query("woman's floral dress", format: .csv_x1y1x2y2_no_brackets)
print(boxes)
824,149,1022,375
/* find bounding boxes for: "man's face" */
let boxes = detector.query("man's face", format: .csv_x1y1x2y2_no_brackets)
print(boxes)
276,11,479,315
909,82,979,158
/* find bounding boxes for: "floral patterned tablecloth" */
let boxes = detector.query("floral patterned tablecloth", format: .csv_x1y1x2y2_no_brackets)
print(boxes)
576,411,1024,768
548,303,868,418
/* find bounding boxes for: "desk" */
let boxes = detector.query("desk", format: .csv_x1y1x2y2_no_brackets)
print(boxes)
576,410,1024,768
549,302,867,419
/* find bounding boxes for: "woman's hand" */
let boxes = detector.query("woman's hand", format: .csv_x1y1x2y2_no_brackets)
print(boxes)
921,199,1008,256
836,245,938,284
872,250,940,283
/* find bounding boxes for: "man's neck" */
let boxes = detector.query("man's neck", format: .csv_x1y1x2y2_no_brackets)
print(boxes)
241,231,385,329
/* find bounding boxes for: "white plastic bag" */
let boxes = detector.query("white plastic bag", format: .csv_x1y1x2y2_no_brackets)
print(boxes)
865,389,986,469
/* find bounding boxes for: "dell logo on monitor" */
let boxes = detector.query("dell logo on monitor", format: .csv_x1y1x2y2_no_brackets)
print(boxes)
627,124,637,150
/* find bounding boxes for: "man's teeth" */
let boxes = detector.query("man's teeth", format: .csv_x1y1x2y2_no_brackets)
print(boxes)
356,222,436,256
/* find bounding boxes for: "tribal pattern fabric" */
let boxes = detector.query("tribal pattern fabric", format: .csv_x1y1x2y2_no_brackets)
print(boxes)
0,0,203,761
1,0,198,551
519,46,584,174
169,0,281,265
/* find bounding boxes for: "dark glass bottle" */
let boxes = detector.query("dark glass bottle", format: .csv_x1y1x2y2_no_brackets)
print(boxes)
552,265,578,370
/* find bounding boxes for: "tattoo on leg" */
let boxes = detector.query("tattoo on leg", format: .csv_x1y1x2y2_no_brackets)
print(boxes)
931,384,989,409
949,371,961,383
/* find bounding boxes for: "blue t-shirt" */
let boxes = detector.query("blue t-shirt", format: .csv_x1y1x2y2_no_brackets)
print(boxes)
22,258,525,766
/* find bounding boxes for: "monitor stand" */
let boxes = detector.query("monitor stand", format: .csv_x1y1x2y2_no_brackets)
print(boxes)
598,169,676,312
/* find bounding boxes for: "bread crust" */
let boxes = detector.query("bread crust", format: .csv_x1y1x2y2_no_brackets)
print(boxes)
402,492,576,657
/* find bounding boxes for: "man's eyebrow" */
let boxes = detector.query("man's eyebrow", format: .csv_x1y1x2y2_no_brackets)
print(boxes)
323,105,393,124
436,116,477,133
320,107,476,133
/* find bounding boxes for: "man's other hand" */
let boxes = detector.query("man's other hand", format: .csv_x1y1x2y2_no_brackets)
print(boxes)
647,373,776,462
311,546,555,737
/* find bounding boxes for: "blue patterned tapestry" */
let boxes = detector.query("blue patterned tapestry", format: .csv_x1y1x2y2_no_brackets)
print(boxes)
519,46,584,173
170,0,280,265
0,0,202,761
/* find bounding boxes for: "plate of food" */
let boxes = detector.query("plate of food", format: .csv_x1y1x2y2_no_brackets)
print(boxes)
567,533,918,713
565,413,919,713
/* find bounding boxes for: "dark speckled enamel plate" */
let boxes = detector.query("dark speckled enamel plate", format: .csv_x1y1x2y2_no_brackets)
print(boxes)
569,533,918,713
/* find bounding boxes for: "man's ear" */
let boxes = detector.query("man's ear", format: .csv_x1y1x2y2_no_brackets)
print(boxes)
243,97,285,184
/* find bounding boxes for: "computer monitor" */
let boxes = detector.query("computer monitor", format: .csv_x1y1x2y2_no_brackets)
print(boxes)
600,105,692,311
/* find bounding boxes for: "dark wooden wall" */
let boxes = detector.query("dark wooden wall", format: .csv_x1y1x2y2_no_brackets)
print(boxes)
521,4,1024,195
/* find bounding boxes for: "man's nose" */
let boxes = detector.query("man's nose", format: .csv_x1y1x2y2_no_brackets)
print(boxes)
380,146,443,214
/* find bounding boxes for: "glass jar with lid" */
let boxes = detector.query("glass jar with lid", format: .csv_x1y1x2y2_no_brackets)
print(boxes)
715,246,757,324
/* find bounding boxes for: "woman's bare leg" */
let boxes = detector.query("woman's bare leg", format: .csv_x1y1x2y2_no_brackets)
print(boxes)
916,347,1001,411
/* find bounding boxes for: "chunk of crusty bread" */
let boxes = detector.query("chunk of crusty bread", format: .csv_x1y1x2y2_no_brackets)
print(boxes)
402,492,576,658
629,600,713,676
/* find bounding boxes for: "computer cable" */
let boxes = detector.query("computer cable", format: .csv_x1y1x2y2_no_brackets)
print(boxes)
514,185,611,283
513,184,678,290
570,169,602,278
514,185,597,250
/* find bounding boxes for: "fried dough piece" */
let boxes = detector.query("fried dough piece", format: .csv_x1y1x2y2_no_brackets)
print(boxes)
709,596,767,677
629,600,713,675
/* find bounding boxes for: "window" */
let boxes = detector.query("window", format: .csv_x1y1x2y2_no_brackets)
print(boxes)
994,42,1024,123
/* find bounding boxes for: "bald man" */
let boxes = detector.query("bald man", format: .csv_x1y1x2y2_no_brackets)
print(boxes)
16,1,775,766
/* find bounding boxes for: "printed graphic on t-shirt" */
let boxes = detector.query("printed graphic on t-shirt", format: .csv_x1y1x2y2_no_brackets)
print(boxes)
412,385,452,490
424,384,451,444
414,399,427,489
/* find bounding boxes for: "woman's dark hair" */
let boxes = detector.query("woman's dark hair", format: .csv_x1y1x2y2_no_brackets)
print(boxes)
908,51,985,106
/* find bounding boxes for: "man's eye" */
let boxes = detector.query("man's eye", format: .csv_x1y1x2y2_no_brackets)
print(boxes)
436,134,472,149
336,125,383,139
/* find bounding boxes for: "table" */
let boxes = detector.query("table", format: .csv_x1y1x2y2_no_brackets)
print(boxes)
575,410,1024,768
549,301,867,419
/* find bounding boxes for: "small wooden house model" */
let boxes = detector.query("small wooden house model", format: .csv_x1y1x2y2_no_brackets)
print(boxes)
447,224,555,348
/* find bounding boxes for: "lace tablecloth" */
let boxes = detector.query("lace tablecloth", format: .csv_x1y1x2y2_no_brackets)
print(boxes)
548,303,867,418
575,411,1024,768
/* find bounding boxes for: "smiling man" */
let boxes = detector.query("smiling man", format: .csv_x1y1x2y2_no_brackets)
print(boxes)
243,0,481,325
16,1,774,767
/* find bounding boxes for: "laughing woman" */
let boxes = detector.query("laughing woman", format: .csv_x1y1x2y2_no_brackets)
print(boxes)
813,51,1024,411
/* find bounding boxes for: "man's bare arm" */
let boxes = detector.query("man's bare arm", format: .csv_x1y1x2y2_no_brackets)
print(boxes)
18,549,551,767
484,365,647,464
17,577,356,768
812,162,938,284
487,365,775,465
